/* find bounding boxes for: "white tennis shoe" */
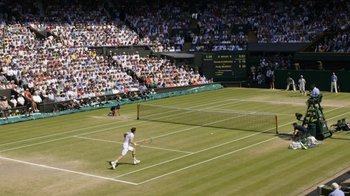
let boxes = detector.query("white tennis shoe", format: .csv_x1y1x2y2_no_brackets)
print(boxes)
109,161,117,169
133,159,141,165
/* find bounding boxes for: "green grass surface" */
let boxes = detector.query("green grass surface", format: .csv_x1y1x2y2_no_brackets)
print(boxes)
1,88,350,196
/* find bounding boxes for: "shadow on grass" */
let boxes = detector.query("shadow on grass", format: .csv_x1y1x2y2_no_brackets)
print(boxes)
329,137,350,141
277,133,293,141
106,161,134,170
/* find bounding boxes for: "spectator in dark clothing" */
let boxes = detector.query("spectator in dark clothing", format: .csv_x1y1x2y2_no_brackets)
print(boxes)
293,122,309,139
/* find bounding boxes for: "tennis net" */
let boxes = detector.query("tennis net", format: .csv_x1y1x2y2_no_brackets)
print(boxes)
137,104,278,134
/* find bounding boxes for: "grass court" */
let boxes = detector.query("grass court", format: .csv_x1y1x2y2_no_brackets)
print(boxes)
1,87,350,195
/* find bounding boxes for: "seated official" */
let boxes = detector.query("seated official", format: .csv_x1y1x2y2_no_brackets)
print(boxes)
329,182,345,196
307,83,321,105
310,83,320,98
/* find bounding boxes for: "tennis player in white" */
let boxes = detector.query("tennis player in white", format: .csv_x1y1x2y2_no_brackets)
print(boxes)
109,127,140,169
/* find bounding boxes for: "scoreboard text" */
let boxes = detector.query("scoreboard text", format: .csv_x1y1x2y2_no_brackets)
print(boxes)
202,52,246,81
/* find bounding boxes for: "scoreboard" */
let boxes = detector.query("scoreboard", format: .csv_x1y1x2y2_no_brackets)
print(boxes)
201,52,247,81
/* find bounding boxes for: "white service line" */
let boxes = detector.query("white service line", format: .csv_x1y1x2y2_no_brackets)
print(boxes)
0,101,346,185
228,98,350,108
149,111,251,140
0,98,233,148
0,120,120,147
137,137,276,185
0,115,172,153
326,111,350,122
74,136,193,154
114,120,271,179
0,99,240,152
0,155,138,185
228,98,308,106
0,98,239,184
115,109,349,181
78,98,244,138
0,122,143,153
138,99,244,121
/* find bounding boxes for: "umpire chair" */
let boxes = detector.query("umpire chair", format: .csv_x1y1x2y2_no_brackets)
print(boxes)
298,95,332,140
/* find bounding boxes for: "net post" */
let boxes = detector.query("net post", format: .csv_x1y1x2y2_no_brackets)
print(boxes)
275,115,279,134
137,104,140,120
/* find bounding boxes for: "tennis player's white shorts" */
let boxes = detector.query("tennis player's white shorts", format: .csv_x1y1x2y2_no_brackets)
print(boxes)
121,145,134,156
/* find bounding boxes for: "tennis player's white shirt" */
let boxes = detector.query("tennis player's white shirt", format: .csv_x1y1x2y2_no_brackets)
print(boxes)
121,132,134,156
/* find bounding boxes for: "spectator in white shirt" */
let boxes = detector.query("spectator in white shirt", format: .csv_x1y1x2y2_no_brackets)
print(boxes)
17,94,26,107
9,95,17,108
32,91,43,104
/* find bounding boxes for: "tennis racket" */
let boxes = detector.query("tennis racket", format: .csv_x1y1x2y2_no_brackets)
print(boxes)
137,137,153,146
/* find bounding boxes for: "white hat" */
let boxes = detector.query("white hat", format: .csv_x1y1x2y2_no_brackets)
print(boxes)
331,182,340,190
300,75,303,78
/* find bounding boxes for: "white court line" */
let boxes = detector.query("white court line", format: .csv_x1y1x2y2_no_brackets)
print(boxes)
115,108,348,180
0,116,169,153
228,98,308,105
114,120,272,179
138,137,276,185
0,122,144,153
0,156,138,185
136,98,235,119
0,101,346,184
0,104,344,154
74,100,242,138
0,99,240,153
228,98,350,108
0,120,121,147
2,106,343,166
0,96,341,148
0,116,172,153
136,110,350,185
74,136,193,154
326,111,350,122
0,98,233,147
148,110,251,140
74,102,256,155
138,99,244,122
0,98,255,185
0,109,343,186
0,98,239,184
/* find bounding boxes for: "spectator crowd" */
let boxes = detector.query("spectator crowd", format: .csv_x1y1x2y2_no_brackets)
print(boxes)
123,0,350,51
315,32,350,53
0,0,209,117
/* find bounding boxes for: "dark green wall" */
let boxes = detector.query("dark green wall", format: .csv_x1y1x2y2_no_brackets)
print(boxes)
275,70,350,92
295,52,350,62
